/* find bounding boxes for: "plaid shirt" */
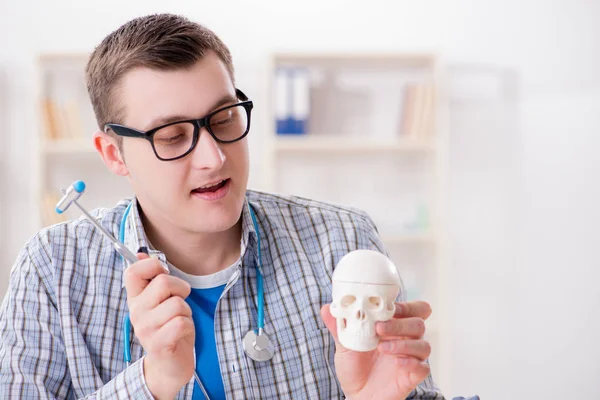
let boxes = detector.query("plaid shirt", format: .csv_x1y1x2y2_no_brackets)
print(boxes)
0,190,447,399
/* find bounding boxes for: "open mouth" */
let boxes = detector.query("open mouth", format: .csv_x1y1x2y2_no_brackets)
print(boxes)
192,178,229,194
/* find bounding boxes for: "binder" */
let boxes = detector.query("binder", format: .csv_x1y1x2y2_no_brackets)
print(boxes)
291,67,310,135
275,67,294,135
274,66,310,135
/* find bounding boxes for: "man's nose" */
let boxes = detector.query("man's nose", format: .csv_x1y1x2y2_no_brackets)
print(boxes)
189,128,226,169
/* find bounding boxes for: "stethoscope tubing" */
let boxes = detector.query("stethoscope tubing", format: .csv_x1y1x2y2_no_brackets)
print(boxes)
118,200,269,399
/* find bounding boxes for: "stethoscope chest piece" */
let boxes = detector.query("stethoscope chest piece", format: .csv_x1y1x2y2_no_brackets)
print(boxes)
243,330,274,362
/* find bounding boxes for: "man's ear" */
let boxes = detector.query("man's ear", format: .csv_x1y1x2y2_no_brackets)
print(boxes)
93,130,129,176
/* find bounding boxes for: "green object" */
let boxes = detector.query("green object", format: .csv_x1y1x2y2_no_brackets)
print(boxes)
417,203,429,231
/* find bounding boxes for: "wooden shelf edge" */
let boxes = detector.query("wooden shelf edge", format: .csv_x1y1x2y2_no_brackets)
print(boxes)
273,136,436,153
382,232,437,244
272,52,437,68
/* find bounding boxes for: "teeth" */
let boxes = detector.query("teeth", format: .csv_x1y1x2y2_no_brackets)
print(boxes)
198,180,224,189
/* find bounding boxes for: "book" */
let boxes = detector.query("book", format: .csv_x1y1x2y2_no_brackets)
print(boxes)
41,98,85,141
400,82,435,138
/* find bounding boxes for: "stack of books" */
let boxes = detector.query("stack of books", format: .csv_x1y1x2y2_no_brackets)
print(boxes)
42,98,84,141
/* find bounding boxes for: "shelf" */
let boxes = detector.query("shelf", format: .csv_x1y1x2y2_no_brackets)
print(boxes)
382,232,436,245
273,136,435,153
42,140,96,155
273,52,436,69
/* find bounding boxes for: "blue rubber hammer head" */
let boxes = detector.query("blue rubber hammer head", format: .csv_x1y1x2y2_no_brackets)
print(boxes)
55,180,86,214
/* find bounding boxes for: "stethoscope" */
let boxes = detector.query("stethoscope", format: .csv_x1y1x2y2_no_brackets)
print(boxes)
119,200,275,374
55,181,274,400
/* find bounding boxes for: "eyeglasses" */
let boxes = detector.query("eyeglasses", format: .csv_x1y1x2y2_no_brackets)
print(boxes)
104,88,253,161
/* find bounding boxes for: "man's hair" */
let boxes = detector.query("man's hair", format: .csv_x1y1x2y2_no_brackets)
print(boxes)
85,13,235,145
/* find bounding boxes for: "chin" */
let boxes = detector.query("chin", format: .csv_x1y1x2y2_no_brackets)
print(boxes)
186,199,244,233
187,217,240,235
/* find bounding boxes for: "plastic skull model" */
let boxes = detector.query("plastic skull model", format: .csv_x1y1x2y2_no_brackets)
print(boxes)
330,249,401,352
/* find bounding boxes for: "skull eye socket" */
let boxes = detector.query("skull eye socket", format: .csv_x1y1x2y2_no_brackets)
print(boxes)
368,296,384,309
340,295,356,307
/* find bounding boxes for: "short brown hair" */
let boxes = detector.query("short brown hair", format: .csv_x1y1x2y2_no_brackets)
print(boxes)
85,13,235,139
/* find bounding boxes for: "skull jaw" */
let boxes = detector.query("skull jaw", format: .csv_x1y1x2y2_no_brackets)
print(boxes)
336,317,379,352
338,329,380,352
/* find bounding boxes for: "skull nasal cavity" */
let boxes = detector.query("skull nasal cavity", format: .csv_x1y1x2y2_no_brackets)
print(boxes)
355,310,367,320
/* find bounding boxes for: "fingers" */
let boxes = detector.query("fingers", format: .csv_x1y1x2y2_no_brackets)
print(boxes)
133,296,193,340
320,304,348,352
125,251,192,332
378,339,431,361
394,301,432,320
131,274,192,313
375,301,430,342
147,315,195,354
320,304,338,342
124,254,171,298
396,358,431,389
376,317,425,339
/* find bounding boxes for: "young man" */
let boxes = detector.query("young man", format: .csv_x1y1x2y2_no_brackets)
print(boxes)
0,13,457,400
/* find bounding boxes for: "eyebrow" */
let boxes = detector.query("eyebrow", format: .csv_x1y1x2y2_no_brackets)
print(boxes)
143,92,238,131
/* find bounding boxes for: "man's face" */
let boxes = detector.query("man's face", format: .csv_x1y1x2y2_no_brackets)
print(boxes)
116,52,250,235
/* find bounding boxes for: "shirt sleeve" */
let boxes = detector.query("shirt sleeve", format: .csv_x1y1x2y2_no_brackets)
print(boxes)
0,243,156,400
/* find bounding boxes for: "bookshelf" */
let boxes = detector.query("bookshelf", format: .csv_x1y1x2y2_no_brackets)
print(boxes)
262,52,449,382
35,53,133,228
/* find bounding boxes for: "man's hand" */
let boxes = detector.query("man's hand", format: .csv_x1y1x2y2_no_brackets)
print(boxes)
124,252,194,400
321,300,433,400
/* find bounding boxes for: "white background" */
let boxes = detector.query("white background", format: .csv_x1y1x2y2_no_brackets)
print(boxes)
1,1,599,399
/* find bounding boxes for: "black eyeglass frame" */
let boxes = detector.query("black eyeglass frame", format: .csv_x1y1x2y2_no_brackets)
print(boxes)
104,88,253,161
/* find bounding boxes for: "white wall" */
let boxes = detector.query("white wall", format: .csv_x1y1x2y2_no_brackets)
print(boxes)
1,1,600,399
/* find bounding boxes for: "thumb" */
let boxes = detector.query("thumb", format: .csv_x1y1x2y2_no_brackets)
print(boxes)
320,304,348,352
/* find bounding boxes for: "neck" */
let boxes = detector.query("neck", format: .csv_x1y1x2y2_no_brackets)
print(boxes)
140,210,243,276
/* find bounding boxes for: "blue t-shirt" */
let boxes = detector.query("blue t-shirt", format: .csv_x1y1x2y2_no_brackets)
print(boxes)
186,285,226,400
162,258,239,400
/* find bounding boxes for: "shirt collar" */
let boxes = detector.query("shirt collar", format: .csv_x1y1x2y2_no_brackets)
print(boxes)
121,195,259,283
240,195,259,264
